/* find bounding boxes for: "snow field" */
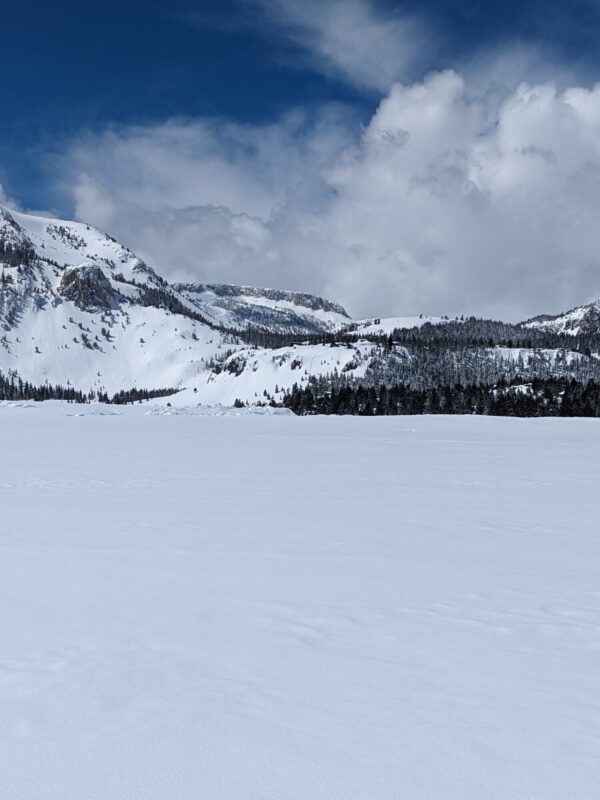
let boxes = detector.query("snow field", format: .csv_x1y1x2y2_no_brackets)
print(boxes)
0,407,599,799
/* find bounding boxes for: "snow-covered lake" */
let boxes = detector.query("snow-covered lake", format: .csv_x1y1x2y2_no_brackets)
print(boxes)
1,404,599,799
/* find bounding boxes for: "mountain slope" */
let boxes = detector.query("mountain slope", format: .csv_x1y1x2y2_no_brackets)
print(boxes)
0,206,364,397
0,207,228,393
524,300,600,336
3,204,600,406
175,283,350,333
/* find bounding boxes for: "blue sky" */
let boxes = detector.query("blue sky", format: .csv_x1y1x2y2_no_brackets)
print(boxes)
2,0,600,318
2,0,598,208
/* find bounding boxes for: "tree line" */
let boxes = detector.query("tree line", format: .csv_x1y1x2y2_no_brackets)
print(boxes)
283,377,600,417
0,371,177,404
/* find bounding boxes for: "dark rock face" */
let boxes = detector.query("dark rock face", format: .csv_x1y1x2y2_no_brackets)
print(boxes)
59,266,122,310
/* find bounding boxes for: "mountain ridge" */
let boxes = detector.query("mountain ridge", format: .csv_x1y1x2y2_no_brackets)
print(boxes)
524,299,600,336
0,205,367,400
2,204,600,407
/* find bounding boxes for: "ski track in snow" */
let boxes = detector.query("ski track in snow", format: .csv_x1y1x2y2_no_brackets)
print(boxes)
0,407,599,799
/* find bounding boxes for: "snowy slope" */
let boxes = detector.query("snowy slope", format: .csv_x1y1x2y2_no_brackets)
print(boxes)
8,208,149,278
175,282,350,333
173,340,384,406
0,205,455,401
345,314,459,336
5,204,595,403
524,299,600,335
1,407,599,800
0,206,227,393
0,206,354,395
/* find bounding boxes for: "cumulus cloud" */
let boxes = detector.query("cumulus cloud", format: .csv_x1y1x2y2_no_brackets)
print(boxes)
247,0,427,93
314,72,600,318
60,106,355,289
56,71,600,321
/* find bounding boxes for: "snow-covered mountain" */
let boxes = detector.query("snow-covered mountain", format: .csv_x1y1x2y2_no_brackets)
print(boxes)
524,300,600,336
174,283,349,333
0,207,348,333
3,204,600,406
0,207,220,394
0,206,373,400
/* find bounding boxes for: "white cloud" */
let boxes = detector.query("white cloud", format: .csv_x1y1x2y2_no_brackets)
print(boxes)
69,109,353,223
0,183,21,210
461,41,579,100
60,106,356,291
247,0,427,93
110,205,282,288
56,71,600,321
315,71,600,318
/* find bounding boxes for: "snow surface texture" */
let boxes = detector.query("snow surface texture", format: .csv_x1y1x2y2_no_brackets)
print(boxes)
1,406,599,800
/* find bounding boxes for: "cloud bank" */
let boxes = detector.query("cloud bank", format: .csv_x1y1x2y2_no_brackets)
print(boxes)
53,68,600,320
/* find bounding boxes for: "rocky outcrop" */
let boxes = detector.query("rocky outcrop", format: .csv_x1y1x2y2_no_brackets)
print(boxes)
59,265,122,310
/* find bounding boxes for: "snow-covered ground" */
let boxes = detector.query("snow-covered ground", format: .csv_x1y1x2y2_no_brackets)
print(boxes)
347,314,456,335
1,406,599,799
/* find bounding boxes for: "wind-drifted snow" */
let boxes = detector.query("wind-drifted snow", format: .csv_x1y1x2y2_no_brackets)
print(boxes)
0,407,598,799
